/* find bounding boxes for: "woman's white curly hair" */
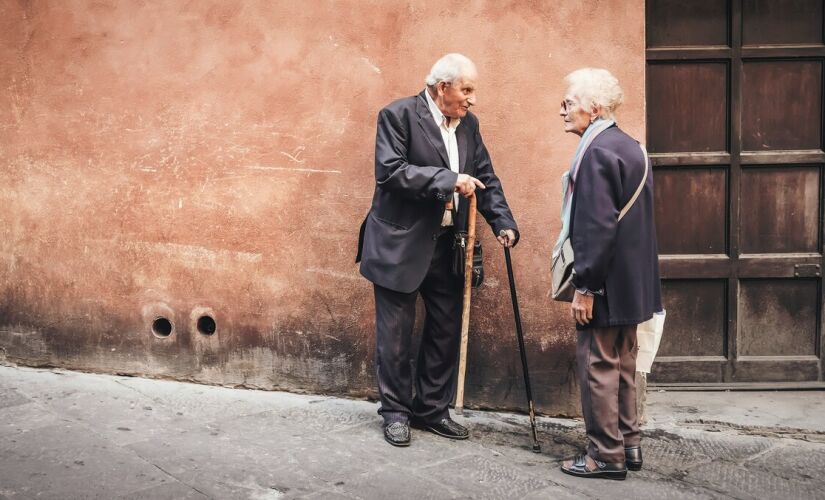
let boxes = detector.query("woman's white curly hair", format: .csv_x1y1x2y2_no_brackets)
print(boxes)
564,68,624,120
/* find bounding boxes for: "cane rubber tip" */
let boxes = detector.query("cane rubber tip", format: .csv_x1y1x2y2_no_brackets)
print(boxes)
532,444,542,453
455,407,464,416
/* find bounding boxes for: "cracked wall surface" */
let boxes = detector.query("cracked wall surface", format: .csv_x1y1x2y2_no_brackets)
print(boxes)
0,0,645,415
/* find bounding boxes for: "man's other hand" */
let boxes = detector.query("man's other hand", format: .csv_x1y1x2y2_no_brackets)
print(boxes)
497,229,517,248
455,174,485,197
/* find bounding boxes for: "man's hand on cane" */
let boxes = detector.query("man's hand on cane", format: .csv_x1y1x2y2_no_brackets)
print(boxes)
497,229,517,248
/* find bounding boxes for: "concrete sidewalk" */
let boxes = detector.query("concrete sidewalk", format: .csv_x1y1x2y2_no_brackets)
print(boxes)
1,365,823,499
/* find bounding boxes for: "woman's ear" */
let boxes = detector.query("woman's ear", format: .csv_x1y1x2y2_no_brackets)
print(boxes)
590,106,601,123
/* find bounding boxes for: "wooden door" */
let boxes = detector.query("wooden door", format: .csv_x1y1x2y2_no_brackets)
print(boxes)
646,0,825,385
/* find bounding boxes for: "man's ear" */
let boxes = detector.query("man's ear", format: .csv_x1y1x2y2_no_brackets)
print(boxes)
437,81,448,97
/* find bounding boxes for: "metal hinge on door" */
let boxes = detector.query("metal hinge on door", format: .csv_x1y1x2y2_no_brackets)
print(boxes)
794,264,821,277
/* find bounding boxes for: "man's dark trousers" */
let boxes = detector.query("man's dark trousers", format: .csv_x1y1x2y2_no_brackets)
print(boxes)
374,229,462,425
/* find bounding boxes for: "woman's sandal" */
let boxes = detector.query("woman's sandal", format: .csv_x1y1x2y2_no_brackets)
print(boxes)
561,454,627,480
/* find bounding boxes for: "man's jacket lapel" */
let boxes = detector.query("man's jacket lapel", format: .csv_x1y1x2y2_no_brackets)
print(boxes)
457,123,468,173
415,92,450,168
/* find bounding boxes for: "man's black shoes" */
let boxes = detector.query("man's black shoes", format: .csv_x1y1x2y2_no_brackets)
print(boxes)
625,446,643,471
383,421,411,447
384,417,468,446
411,417,470,440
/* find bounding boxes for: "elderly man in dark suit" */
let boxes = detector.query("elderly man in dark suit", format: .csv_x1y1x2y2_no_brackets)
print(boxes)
356,53,519,447
556,68,662,480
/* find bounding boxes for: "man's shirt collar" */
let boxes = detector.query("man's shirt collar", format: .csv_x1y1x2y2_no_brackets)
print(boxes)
424,87,459,131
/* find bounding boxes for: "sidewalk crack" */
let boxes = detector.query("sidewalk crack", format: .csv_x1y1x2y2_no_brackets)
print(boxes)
142,458,215,500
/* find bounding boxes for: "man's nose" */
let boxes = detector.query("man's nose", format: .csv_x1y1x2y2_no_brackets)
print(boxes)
466,95,476,106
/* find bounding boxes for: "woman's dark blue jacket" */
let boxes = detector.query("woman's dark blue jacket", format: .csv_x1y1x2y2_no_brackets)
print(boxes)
569,125,662,330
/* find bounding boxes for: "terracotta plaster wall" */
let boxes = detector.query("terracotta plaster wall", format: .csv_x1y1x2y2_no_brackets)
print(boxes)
0,1,645,415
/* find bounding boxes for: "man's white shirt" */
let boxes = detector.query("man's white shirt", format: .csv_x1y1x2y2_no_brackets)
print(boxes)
424,88,460,227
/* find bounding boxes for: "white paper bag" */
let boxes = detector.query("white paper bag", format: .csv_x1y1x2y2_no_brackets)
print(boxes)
636,310,666,373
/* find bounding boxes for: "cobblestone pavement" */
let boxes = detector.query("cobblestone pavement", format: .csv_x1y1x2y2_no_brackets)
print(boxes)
1,365,823,499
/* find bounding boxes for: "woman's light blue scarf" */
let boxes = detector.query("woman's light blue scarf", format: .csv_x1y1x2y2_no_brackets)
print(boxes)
553,118,615,256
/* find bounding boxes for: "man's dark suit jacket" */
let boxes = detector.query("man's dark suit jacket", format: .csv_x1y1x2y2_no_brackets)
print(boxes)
356,91,518,293
569,125,662,329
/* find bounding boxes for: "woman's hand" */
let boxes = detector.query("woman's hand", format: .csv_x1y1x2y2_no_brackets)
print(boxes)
571,291,594,325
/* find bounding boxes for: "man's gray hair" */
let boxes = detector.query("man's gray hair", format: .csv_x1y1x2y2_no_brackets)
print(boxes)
564,68,624,120
425,53,477,86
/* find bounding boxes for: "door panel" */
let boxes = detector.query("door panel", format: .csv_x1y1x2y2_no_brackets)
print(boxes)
741,60,822,151
654,168,728,254
731,359,820,382
738,279,819,356
739,166,820,253
742,0,824,46
647,0,728,47
648,63,729,153
658,280,728,357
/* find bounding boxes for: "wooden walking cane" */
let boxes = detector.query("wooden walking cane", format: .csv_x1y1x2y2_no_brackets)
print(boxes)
455,192,477,415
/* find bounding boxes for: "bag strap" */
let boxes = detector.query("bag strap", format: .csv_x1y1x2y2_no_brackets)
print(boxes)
618,144,649,222
449,197,460,230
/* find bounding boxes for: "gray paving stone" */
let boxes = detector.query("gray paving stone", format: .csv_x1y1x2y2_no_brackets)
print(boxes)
419,454,553,499
520,484,585,500
8,368,122,400
0,400,65,438
0,421,171,500
116,375,310,421
0,387,30,409
304,490,358,499
335,469,460,500
647,390,825,434
641,436,716,473
116,481,211,500
683,460,822,500
125,426,338,498
745,441,825,487
646,427,776,463
36,390,184,447
270,400,379,433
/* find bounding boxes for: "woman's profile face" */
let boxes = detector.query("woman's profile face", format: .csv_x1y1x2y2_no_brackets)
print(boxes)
559,94,592,136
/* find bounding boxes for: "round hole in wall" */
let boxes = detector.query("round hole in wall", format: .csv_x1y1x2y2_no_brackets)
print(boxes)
152,317,173,338
197,315,217,336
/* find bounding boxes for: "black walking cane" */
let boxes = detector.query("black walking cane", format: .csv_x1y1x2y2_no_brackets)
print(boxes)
500,230,541,453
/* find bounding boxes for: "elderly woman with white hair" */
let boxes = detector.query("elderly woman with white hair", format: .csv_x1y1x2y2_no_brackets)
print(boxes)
553,68,662,480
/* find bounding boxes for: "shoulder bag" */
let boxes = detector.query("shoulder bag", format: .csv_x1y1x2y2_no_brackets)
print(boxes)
450,200,483,288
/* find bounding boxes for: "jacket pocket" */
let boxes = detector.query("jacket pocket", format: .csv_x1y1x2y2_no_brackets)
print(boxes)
372,214,409,231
